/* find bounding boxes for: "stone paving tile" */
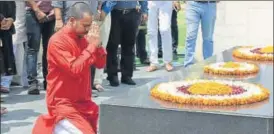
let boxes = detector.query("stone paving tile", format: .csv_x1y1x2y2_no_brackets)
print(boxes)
1,65,183,134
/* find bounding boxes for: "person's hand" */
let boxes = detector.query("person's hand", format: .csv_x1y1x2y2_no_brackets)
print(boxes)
86,22,102,48
99,11,106,21
46,9,55,22
1,18,14,30
141,13,148,24
54,19,64,32
173,1,181,12
34,9,47,23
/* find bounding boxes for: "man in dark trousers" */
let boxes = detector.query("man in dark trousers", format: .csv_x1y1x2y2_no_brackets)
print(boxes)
136,22,150,65
101,1,148,86
25,0,55,94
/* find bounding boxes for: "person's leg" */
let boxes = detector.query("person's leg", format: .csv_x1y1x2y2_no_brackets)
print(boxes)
41,20,55,90
136,28,149,64
12,41,26,86
157,27,162,58
159,2,173,71
93,14,111,90
171,10,179,55
120,10,140,85
147,1,160,69
0,33,16,92
22,42,29,87
25,10,41,94
183,1,202,67
1,38,17,92
106,11,121,86
201,2,217,59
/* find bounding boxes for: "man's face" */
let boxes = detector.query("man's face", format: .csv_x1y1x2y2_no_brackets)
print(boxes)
69,13,93,38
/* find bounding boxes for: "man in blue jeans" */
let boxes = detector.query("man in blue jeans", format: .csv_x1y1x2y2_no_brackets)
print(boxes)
184,1,217,67
25,0,55,94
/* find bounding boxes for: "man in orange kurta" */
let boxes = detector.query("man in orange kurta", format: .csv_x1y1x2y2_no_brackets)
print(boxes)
32,3,106,134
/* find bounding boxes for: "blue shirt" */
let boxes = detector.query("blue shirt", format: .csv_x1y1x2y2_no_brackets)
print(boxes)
102,1,148,15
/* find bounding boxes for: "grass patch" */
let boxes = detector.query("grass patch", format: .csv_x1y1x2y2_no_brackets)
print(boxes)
177,10,186,54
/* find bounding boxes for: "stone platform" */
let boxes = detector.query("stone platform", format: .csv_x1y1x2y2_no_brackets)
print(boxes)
99,47,273,134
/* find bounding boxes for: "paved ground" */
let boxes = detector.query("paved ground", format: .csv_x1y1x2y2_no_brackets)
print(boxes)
1,63,184,134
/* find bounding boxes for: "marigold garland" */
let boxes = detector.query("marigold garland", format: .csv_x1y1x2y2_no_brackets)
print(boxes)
151,80,270,106
204,62,259,76
187,82,232,95
232,46,273,61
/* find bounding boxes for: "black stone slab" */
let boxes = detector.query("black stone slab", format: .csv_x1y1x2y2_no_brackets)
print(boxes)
99,47,273,134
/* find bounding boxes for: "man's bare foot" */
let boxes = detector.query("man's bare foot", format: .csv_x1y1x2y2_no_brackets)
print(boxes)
165,63,174,72
146,65,158,72
94,84,104,92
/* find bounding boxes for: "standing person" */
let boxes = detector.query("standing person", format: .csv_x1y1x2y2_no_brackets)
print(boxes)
158,1,181,59
32,2,106,134
184,1,217,67
25,0,55,94
146,1,173,72
0,1,17,93
101,1,148,86
0,1,16,114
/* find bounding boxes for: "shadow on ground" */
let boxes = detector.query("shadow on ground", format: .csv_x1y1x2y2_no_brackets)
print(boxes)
1,122,33,133
1,91,45,105
1,109,41,122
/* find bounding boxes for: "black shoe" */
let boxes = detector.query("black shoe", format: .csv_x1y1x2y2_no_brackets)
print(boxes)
10,81,20,86
107,76,119,87
121,77,136,85
140,59,150,65
28,83,40,95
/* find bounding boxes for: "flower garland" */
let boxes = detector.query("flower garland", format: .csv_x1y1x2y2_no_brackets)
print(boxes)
204,62,259,76
150,80,270,106
233,46,273,61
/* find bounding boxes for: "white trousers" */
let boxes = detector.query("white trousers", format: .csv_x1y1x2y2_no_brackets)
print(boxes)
147,1,173,65
13,1,28,86
93,14,111,85
54,119,83,134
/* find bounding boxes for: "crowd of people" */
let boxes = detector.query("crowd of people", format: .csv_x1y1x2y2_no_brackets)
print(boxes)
0,1,217,133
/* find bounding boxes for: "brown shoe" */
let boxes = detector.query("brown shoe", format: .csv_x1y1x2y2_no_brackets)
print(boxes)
165,63,174,72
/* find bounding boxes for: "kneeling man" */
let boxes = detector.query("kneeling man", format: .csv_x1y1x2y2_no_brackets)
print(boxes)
32,2,106,134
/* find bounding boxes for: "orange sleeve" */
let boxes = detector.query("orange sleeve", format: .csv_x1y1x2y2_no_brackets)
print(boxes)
48,40,96,77
92,47,107,69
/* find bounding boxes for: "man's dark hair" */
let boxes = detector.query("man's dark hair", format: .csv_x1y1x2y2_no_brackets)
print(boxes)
67,2,93,20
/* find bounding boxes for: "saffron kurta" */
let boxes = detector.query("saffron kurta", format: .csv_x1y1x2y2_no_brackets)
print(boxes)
32,25,106,134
